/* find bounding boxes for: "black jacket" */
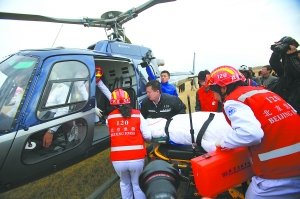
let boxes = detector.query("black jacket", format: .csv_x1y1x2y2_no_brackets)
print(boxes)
269,51,300,114
269,51,300,79
140,93,186,119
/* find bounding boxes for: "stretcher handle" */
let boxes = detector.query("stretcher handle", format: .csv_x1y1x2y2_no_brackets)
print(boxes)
216,146,230,153
187,95,193,129
187,95,195,144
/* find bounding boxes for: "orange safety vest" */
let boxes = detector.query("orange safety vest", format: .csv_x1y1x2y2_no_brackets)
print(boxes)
224,86,300,179
107,109,147,161
198,87,219,112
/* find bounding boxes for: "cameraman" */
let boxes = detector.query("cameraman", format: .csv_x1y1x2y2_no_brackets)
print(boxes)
269,36,300,114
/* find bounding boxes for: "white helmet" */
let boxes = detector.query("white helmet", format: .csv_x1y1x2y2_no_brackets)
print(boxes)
239,65,249,72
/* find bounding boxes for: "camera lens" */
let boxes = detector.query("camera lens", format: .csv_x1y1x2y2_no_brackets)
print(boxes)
273,45,283,54
139,160,181,199
270,44,276,51
273,43,291,54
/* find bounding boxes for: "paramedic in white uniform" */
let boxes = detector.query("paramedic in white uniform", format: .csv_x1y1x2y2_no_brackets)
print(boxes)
107,88,151,199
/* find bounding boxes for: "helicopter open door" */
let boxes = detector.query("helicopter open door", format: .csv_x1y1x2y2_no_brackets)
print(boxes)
94,56,143,118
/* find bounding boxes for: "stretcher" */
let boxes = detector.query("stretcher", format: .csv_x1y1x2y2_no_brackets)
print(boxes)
148,96,252,199
148,111,232,153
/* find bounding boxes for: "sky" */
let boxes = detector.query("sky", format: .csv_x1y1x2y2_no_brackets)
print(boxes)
0,0,299,73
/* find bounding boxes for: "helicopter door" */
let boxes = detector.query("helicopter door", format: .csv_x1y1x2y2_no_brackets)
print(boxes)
22,60,90,164
0,57,95,190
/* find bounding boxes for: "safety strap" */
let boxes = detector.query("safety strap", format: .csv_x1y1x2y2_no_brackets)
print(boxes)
164,118,173,145
196,113,215,146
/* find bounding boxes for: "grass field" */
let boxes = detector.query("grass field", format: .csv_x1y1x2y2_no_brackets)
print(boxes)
0,68,262,199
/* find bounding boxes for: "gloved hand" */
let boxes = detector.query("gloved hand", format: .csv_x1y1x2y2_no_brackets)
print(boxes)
95,107,103,117
215,139,222,147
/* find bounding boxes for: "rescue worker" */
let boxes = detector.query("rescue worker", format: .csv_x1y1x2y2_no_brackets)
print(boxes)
107,88,152,199
160,70,178,96
195,70,222,112
203,65,300,199
140,80,186,119
95,66,111,123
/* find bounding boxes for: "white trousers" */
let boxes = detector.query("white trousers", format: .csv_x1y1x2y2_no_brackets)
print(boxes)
245,175,300,199
113,159,146,199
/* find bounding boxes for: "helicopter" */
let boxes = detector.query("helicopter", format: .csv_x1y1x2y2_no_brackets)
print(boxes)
0,0,195,194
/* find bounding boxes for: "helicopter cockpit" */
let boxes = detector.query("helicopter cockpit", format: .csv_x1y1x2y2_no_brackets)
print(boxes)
0,55,36,134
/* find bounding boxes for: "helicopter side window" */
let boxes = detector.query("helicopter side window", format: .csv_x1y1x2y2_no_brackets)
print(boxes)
37,61,89,120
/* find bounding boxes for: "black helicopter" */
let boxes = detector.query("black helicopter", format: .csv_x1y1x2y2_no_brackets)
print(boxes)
0,0,194,193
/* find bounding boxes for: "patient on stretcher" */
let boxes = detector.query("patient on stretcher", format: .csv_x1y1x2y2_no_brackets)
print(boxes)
146,112,232,152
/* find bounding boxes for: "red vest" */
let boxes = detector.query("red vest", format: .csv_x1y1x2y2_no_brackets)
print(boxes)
198,87,219,112
107,109,147,161
224,86,300,179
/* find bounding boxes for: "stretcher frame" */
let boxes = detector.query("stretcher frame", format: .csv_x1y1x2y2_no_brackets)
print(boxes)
148,95,247,199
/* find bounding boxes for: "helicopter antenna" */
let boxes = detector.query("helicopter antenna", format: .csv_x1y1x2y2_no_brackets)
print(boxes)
51,24,63,47
192,52,197,89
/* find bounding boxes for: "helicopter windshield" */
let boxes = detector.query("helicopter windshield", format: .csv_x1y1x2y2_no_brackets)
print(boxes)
0,55,37,134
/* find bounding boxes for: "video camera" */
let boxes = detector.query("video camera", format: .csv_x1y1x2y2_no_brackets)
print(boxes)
270,36,299,54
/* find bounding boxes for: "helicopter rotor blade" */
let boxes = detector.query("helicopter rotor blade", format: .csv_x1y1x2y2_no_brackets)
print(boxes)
0,12,110,28
112,0,176,43
0,0,176,43
117,0,176,25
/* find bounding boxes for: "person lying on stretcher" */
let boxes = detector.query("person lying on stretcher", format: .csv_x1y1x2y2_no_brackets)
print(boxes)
146,111,232,152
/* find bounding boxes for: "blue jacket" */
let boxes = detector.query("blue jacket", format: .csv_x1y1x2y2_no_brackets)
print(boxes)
246,79,259,87
160,82,178,96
